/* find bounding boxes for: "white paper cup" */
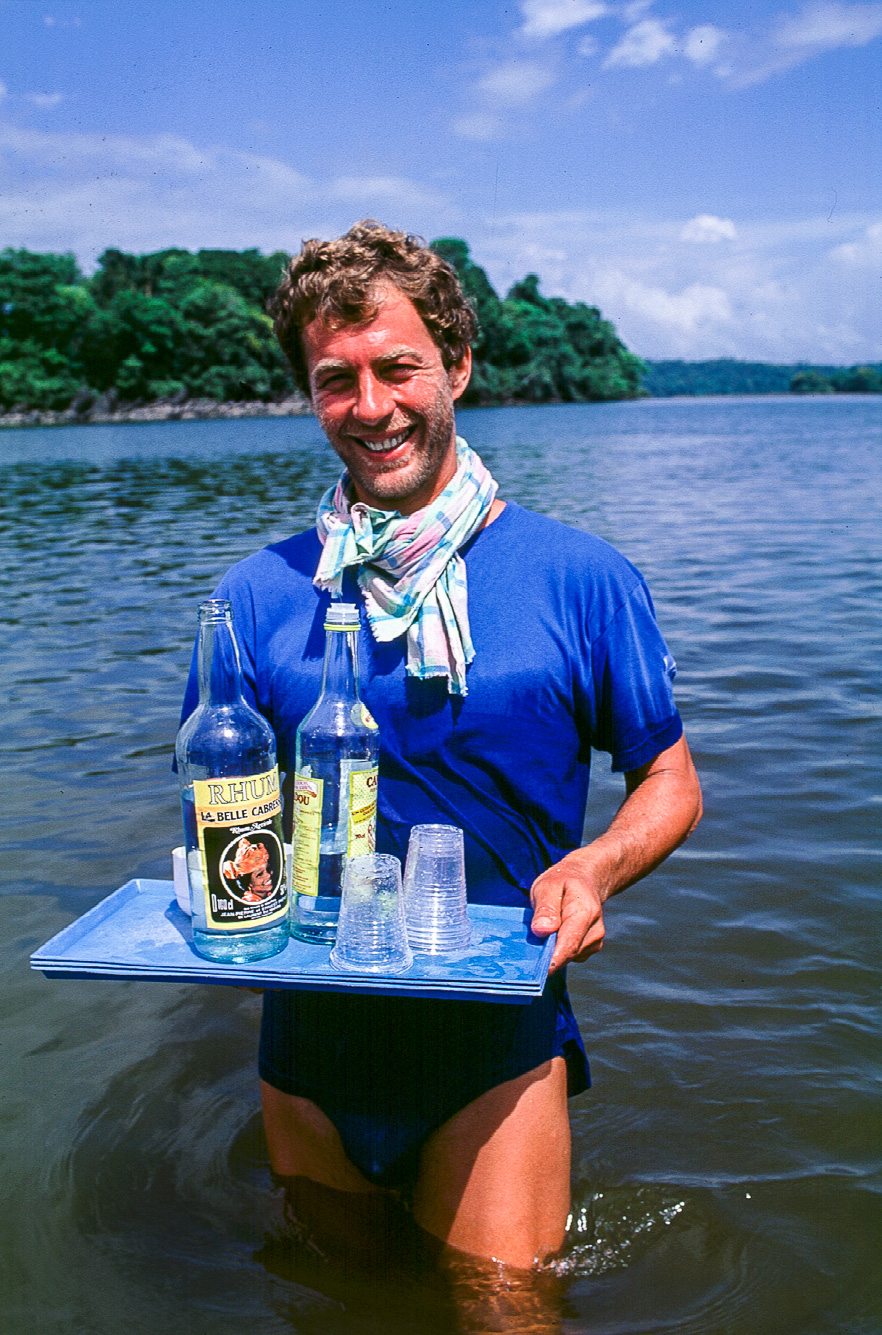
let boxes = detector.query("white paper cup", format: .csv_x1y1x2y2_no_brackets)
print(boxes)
174,843,292,917
172,846,191,914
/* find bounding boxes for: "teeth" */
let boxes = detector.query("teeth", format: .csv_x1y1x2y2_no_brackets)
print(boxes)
360,428,411,453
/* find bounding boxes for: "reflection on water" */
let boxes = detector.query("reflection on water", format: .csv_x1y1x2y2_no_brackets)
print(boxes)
2,398,880,1333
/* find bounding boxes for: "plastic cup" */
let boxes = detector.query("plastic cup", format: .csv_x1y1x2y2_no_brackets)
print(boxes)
329,853,413,975
403,824,471,954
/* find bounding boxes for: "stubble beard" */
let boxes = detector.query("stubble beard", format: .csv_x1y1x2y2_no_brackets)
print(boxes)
320,386,457,510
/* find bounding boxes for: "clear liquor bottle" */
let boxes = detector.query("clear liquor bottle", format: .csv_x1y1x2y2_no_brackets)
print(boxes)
176,598,288,962
290,602,380,943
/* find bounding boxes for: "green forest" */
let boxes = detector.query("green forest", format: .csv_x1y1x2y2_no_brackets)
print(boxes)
0,241,644,414
642,359,882,397
1,242,878,417
0,246,294,412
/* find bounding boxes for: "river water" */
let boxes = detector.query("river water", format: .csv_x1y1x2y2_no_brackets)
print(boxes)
2,396,879,1334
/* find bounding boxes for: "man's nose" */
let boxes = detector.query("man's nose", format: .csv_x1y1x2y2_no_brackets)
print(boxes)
352,370,395,423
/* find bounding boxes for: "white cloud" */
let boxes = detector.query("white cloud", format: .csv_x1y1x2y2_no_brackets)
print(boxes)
683,24,727,65
477,60,555,106
452,112,504,140
0,123,217,174
622,0,653,20
330,176,445,209
0,120,456,264
681,214,738,243
519,0,608,39
773,1,882,50
831,221,882,265
725,0,882,83
599,272,734,333
471,209,882,361
0,82,8,103
25,92,64,109
499,0,880,87
604,18,677,67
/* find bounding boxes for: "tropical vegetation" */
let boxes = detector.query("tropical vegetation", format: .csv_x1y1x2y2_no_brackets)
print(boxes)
642,358,882,397
0,241,644,413
1,243,878,415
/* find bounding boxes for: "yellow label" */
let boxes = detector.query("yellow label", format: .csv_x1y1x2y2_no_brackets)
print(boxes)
191,767,287,930
293,774,323,896
348,766,378,856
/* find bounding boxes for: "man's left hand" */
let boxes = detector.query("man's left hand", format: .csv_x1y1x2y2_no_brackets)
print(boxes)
530,855,607,973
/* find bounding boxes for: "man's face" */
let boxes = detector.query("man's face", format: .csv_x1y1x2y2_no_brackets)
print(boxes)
302,283,471,514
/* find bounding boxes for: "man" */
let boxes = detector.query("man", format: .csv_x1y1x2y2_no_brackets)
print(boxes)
186,220,701,1271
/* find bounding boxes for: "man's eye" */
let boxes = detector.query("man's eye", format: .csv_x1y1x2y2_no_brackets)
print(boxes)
317,373,348,391
383,363,417,380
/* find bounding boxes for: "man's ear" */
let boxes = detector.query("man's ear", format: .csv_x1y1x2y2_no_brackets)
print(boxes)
448,345,472,402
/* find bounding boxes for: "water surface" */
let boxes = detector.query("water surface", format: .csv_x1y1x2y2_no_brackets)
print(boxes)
2,396,879,1333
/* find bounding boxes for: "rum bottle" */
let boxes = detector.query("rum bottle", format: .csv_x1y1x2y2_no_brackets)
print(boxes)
176,598,288,962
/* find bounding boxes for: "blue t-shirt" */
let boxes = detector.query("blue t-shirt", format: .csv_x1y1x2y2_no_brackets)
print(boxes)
184,500,682,908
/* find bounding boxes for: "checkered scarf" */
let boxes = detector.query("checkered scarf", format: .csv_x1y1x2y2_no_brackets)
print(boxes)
314,438,498,696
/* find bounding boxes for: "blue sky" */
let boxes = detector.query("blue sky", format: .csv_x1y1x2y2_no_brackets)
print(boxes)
1,0,880,361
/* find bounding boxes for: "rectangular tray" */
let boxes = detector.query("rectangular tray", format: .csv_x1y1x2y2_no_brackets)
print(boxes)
31,879,555,1003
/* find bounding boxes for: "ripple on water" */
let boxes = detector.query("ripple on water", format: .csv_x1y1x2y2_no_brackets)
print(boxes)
2,399,880,1334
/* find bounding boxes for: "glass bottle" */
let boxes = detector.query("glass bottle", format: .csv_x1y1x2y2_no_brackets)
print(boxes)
176,598,288,962
290,602,380,943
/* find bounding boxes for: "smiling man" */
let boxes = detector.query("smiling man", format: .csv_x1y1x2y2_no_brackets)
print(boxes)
187,220,701,1272
302,282,470,513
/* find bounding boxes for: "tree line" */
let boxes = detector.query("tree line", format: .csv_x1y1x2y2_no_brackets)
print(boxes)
4,243,877,414
642,359,882,397
0,241,645,413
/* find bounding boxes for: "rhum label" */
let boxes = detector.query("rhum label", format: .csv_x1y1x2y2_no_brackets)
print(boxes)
191,768,287,930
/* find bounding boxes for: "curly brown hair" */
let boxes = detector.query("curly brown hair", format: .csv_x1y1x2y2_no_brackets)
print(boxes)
271,219,478,396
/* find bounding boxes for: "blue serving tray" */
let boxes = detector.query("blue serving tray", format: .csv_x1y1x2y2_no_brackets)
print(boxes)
31,879,555,1004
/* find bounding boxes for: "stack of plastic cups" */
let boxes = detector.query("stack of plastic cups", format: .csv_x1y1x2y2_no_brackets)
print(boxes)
329,853,413,975
403,824,472,954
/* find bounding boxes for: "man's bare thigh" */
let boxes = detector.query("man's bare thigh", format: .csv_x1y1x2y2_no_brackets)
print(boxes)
261,1056,570,1268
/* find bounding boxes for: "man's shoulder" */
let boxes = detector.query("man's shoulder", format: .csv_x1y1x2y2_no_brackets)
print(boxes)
485,501,642,582
219,527,321,593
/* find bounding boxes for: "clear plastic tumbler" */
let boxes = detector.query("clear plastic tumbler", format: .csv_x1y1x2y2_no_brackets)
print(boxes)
403,824,471,954
329,853,413,975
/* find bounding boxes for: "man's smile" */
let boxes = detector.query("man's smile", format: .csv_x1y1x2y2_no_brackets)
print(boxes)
351,424,416,454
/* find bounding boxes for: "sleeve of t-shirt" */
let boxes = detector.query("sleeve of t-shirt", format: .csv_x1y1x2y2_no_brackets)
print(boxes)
589,578,683,772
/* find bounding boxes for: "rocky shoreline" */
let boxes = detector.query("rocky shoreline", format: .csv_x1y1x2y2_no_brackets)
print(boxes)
0,388,313,429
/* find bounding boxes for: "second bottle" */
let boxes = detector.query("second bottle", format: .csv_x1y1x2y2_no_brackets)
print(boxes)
290,601,380,943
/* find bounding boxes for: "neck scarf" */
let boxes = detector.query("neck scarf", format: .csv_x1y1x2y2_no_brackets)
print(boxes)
314,437,498,696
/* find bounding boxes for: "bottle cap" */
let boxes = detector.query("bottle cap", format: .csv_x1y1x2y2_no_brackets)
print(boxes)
324,601,360,629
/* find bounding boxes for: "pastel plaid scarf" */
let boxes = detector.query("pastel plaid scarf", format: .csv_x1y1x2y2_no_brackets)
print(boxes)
314,438,498,696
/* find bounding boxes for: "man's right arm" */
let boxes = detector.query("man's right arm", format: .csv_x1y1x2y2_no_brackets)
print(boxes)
530,734,702,972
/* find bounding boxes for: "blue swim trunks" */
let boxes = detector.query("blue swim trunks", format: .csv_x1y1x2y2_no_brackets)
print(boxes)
259,973,590,1187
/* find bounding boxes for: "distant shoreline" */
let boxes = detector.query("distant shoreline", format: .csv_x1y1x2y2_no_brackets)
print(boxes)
3,371,880,431
0,392,313,430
